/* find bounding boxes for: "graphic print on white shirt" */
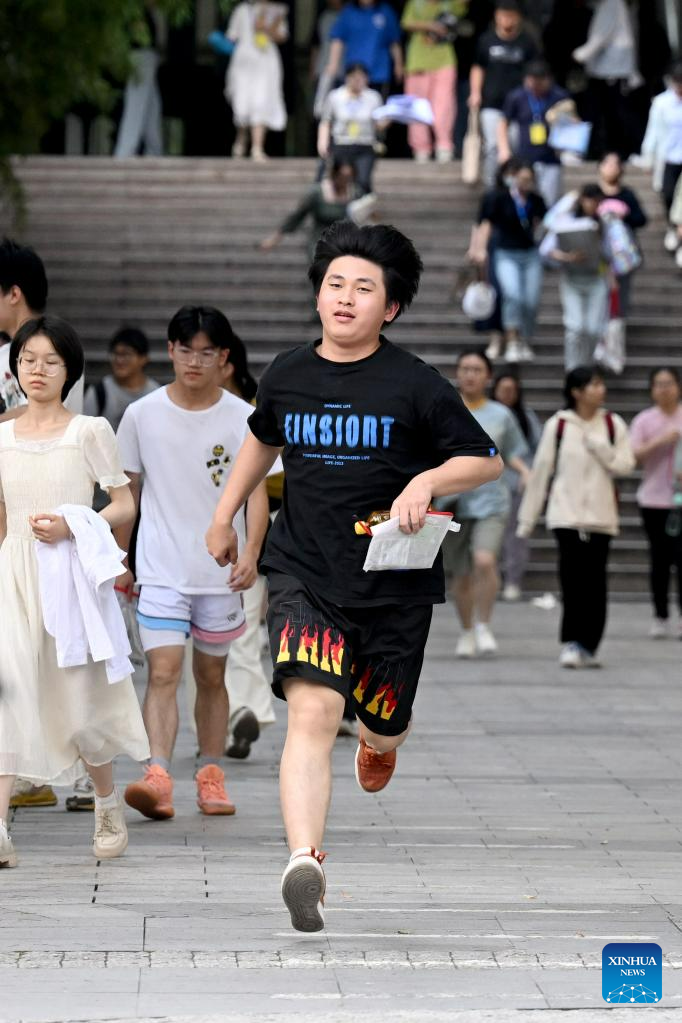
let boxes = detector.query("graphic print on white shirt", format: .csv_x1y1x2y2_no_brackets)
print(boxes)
116,387,252,594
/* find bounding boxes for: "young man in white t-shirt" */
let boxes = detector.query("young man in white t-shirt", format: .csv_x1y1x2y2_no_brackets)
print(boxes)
115,306,270,820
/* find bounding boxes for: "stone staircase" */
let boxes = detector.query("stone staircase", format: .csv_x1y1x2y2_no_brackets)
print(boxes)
5,155,680,598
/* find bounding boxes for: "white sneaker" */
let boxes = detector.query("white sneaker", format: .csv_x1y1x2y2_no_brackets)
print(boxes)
456,630,477,658
649,618,668,639
518,342,535,362
281,848,326,932
414,151,431,163
93,791,128,859
475,622,498,656
577,646,601,668
502,583,521,602
559,642,582,668
664,228,679,252
0,820,17,868
485,334,504,360
436,148,453,164
505,340,523,362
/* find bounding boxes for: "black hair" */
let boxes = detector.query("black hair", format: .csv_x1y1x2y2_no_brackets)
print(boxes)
563,366,602,409
455,347,493,376
493,370,531,440
308,221,423,320
167,305,236,351
345,62,369,78
0,331,11,346
573,183,604,216
0,238,48,313
10,315,84,401
525,59,552,78
649,365,681,389
495,0,521,12
225,331,258,402
495,156,525,188
330,157,355,178
669,60,682,83
109,326,149,356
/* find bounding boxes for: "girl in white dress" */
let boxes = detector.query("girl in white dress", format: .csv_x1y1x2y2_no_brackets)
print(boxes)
0,317,150,868
225,1,288,161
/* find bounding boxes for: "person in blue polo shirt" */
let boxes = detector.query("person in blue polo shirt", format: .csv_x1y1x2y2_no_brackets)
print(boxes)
324,0,403,96
498,59,570,208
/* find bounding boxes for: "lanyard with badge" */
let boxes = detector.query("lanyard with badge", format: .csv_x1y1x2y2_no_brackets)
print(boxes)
510,187,531,235
252,3,270,50
526,90,548,146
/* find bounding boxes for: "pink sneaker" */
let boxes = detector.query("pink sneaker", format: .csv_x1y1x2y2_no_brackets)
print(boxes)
196,765,235,816
124,765,174,820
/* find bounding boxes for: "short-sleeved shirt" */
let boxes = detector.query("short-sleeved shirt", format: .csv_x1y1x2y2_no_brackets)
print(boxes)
402,0,464,74
329,3,402,85
450,400,529,518
247,338,499,606
116,386,252,594
475,29,538,111
479,188,547,250
502,85,570,165
83,375,160,433
321,85,383,147
629,405,682,508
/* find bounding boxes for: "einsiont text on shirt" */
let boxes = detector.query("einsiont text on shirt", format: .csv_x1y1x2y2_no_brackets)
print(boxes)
284,400,394,469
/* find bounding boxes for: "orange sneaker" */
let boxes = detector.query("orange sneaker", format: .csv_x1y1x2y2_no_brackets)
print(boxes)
124,765,174,820
354,737,397,793
196,765,235,816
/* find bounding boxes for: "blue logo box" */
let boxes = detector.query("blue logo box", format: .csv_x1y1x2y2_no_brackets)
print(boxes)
602,943,662,1004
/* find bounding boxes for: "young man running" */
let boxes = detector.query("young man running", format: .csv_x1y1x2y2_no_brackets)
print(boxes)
206,221,503,931
116,306,269,819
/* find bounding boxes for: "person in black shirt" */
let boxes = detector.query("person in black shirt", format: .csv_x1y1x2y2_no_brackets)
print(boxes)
206,220,502,932
468,0,538,186
469,160,546,363
597,151,647,320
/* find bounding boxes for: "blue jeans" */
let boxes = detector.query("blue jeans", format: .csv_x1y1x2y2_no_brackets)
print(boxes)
494,248,543,341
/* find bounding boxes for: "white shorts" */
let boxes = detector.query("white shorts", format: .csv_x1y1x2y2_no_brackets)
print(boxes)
137,585,246,656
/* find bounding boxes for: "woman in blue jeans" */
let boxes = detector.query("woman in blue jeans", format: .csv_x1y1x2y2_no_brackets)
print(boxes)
469,161,546,364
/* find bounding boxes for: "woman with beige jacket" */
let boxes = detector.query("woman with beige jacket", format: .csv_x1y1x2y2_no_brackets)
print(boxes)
517,367,635,668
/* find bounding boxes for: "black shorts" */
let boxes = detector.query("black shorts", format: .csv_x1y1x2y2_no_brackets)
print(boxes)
266,571,433,737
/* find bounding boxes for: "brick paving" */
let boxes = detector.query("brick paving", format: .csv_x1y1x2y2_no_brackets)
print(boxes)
3,600,682,1021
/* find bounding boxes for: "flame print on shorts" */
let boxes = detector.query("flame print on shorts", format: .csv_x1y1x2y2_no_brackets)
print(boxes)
353,665,400,721
277,619,344,675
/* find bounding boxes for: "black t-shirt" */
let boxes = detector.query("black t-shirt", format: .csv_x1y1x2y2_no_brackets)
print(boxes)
479,188,547,250
475,30,538,111
248,338,498,607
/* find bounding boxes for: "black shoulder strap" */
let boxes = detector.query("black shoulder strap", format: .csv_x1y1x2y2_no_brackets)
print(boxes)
94,379,106,417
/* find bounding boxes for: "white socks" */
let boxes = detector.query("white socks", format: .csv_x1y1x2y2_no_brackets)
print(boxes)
94,787,120,810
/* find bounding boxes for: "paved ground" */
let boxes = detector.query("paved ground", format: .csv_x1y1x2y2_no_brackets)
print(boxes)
3,599,682,1022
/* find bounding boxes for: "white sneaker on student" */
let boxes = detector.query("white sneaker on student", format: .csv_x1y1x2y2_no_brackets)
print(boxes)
518,342,535,362
664,228,680,252
475,622,498,656
456,630,477,658
649,617,667,639
576,645,601,668
485,334,504,360
281,847,326,932
93,791,128,859
505,340,523,362
0,820,17,868
559,642,582,668
502,583,521,602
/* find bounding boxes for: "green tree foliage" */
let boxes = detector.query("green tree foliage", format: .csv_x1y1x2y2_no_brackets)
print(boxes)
0,0,195,158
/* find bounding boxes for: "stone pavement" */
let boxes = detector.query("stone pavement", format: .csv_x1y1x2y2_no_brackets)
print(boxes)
3,599,682,1022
